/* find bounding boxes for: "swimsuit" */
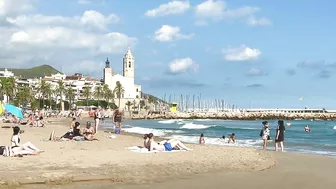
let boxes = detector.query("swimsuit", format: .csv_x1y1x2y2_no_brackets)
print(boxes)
163,142,173,151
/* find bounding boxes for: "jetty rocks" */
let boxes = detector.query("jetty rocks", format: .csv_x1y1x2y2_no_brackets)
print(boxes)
131,112,336,121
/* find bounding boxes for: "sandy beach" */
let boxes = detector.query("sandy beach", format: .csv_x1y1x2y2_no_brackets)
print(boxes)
0,118,335,189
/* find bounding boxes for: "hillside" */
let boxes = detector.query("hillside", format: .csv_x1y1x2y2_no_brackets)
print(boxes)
0,65,61,78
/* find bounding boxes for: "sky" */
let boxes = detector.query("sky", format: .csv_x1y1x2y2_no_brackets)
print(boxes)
1,0,336,109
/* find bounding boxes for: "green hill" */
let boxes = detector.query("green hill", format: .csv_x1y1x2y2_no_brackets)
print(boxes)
0,65,61,78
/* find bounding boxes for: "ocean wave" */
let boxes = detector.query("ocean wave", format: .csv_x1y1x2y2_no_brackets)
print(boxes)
158,119,185,124
180,123,211,129
123,126,183,137
221,126,259,130
296,149,336,157
168,135,263,148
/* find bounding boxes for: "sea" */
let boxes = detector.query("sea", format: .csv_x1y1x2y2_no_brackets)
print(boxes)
101,119,336,157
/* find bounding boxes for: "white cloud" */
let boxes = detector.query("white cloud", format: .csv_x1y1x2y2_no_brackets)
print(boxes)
0,2,136,75
246,68,267,76
195,0,226,19
6,10,119,31
145,0,190,17
154,25,194,42
0,0,35,17
222,45,261,61
194,0,268,26
247,16,272,26
78,0,91,4
168,58,199,74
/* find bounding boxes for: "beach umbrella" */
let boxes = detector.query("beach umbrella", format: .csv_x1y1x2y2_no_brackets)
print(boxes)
3,104,24,120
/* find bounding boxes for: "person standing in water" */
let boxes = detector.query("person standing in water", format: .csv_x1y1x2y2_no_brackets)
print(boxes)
261,121,270,150
304,125,311,132
199,133,205,145
275,120,285,152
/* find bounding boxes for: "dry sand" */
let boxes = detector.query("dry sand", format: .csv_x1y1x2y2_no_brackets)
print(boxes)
0,117,274,188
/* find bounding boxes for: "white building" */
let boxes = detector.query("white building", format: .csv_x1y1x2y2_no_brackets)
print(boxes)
0,69,15,78
42,73,102,102
103,48,142,107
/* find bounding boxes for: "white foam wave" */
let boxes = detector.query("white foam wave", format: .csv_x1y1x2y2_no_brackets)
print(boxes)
296,149,336,157
224,126,258,130
180,123,210,129
158,119,185,124
168,135,263,148
123,127,183,137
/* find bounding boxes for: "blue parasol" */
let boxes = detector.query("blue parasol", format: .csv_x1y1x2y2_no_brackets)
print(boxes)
3,104,24,120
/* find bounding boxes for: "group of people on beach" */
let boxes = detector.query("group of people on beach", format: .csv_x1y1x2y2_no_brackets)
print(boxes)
260,120,285,151
92,109,123,135
199,133,236,145
143,133,192,151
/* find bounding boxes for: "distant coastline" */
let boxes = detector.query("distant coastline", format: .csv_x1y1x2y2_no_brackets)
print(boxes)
131,112,336,121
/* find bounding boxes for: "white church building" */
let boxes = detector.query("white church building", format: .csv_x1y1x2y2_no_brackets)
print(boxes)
103,48,142,108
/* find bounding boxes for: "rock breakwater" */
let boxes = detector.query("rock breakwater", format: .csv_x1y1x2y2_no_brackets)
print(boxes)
132,112,336,120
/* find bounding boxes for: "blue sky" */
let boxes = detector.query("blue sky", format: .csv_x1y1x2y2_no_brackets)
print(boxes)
1,0,336,109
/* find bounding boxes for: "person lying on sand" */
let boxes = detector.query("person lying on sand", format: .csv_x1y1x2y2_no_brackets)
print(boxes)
147,133,191,151
11,126,43,155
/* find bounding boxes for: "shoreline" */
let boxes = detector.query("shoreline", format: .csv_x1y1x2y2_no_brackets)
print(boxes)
130,112,336,121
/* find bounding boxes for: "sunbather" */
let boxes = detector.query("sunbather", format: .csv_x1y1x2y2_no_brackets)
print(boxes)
147,133,191,151
83,122,98,141
49,121,82,141
11,126,42,155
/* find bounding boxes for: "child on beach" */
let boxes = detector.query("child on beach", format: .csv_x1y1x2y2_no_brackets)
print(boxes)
113,110,123,134
199,133,205,145
261,121,270,150
228,133,236,143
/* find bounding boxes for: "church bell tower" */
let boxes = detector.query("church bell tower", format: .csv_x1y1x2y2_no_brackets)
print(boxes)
103,57,112,86
123,47,135,78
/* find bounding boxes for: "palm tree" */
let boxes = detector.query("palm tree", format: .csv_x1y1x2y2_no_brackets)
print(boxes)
125,101,132,111
56,80,65,110
15,86,34,107
0,77,15,103
139,100,146,110
94,85,103,107
132,100,137,112
0,78,6,102
82,86,91,106
147,95,156,112
37,80,51,108
103,86,114,108
65,87,75,110
113,81,124,108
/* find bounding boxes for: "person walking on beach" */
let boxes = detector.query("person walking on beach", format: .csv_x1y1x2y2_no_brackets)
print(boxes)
94,109,100,134
199,133,205,145
275,120,285,152
261,121,270,150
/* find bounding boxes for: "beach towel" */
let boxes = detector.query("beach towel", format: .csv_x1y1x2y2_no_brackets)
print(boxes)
127,146,190,153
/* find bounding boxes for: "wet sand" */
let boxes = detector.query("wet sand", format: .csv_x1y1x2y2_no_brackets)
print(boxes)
17,152,336,189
